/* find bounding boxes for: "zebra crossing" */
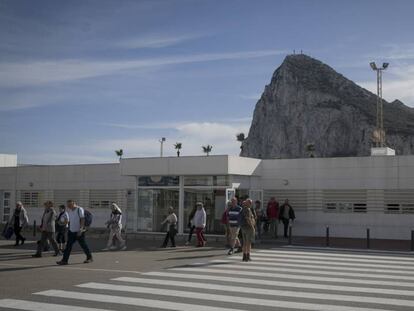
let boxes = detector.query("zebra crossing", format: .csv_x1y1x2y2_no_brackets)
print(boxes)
2,247,414,311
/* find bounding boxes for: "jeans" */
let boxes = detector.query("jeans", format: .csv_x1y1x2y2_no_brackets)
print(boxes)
269,218,278,238
256,220,262,239
187,225,195,242
282,218,290,237
62,230,92,263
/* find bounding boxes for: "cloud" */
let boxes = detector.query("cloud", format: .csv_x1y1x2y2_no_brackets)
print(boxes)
0,49,286,88
117,33,205,49
22,120,252,164
358,64,414,107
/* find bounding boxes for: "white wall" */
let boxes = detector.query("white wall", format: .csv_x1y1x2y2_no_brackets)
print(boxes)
260,156,414,240
0,154,17,167
0,163,136,228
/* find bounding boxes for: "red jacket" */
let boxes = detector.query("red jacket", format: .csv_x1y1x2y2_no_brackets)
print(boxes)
267,201,279,219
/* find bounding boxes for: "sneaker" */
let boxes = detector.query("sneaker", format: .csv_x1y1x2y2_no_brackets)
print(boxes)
31,253,41,258
184,241,190,246
56,260,68,265
101,247,110,251
227,248,234,255
83,258,93,264
120,245,127,251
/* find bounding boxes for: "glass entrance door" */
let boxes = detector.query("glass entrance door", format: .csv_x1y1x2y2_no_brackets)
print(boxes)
137,189,179,232
184,189,226,234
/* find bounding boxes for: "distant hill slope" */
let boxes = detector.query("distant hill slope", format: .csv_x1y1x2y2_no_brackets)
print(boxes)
241,54,414,158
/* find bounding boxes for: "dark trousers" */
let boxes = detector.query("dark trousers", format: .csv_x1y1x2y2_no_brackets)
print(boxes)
187,225,195,242
62,230,92,263
56,227,67,244
282,218,290,237
14,225,24,244
162,225,176,247
256,220,262,239
37,231,59,255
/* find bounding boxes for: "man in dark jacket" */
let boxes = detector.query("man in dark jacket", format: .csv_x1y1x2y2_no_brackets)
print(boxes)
279,199,296,238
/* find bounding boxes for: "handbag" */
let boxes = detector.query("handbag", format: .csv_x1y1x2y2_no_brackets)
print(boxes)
2,226,14,240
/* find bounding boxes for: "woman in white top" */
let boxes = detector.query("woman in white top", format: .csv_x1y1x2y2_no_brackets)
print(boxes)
103,203,126,251
193,202,207,247
161,207,177,248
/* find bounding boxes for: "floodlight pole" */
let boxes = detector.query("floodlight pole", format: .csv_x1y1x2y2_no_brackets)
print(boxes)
371,62,388,147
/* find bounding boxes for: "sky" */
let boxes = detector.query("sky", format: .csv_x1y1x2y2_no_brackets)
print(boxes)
1,0,414,164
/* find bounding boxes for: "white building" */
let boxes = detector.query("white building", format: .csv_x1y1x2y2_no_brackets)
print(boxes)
1,154,414,240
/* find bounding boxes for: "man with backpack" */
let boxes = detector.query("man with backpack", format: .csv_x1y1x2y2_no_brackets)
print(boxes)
56,199,93,265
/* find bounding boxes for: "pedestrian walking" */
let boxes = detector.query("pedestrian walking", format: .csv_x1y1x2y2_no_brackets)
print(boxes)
56,200,93,265
266,197,280,238
254,200,263,240
10,201,28,246
185,205,197,246
279,199,296,238
241,199,256,261
221,202,231,247
161,207,177,248
32,201,60,257
193,202,207,247
55,204,69,252
103,203,126,251
227,197,242,255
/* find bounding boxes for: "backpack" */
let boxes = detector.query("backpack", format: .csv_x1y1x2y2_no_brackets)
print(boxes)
78,208,93,227
242,208,256,229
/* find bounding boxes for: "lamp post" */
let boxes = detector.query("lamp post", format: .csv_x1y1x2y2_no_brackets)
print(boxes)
370,62,389,147
159,137,166,157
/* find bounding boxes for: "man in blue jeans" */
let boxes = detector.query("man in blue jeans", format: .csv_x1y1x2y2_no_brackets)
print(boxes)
57,200,93,265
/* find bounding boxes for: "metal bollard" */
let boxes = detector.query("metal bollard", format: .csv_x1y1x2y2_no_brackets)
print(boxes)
366,228,370,249
33,220,36,237
326,226,330,247
288,225,292,245
411,230,414,252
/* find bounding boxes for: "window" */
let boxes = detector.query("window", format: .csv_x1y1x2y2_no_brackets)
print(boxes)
3,192,11,222
324,203,367,213
138,176,179,187
184,176,229,187
89,190,118,209
20,191,41,208
385,203,414,214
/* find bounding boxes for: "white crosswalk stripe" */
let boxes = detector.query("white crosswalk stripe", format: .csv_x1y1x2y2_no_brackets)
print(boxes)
2,247,414,311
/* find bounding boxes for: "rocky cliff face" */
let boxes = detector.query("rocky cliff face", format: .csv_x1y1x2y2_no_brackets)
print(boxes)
241,54,414,158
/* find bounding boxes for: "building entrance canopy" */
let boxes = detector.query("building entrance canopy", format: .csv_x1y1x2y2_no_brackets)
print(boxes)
121,155,262,234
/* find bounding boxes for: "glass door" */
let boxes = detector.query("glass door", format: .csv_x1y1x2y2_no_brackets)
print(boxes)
249,189,263,204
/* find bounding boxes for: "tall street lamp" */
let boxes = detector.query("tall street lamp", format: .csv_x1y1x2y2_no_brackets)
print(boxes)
370,62,389,147
159,137,166,157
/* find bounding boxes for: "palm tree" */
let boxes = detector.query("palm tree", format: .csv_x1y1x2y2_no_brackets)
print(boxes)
174,142,182,157
305,143,315,158
115,149,123,161
202,145,213,156
236,132,245,151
